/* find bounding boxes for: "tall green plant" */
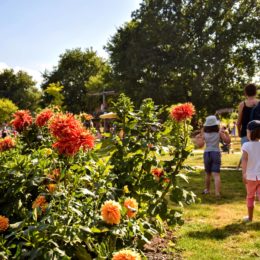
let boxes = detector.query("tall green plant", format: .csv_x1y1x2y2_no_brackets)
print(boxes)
99,94,196,226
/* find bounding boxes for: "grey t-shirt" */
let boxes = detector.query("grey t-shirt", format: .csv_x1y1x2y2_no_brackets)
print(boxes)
204,132,220,152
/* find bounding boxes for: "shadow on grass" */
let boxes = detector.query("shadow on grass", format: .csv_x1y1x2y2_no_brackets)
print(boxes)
180,169,246,204
187,221,260,240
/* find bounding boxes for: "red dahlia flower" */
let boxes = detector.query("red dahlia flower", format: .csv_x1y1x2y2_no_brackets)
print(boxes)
49,113,83,139
151,168,164,178
35,109,53,127
0,136,15,152
52,131,95,156
11,110,33,132
49,113,95,156
170,103,195,122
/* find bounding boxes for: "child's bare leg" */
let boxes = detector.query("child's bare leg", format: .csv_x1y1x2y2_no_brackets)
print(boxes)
205,173,211,192
213,172,221,196
246,180,256,221
247,206,254,221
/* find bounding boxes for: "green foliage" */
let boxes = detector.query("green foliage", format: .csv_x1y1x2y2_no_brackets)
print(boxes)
45,82,65,108
98,94,196,226
106,0,260,117
41,48,112,114
0,98,18,124
0,95,196,259
0,69,41,110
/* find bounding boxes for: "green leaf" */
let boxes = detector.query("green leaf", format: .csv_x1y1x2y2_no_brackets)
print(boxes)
79,188,96,197
176,173,189,183
69,206,83,217
75,245,93,260
9,221,23,229
90,227,109,233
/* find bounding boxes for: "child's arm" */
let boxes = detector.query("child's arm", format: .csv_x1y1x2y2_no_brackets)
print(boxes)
241,150,248,184
219,128,231,144
194,132,205,148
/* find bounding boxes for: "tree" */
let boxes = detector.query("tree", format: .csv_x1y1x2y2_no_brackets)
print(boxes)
44,82,65,108
0,69,42,111
41,48,112,114
0,98,18,124
106,0,260,117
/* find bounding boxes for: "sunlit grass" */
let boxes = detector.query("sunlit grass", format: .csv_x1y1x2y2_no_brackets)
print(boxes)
185,152,241,168
175,169,260,259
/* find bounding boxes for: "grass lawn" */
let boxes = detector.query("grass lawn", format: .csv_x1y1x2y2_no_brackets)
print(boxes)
175,153,260,259
185,152,241,168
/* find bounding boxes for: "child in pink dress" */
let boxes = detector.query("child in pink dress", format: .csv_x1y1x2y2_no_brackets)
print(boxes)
241,120,260,222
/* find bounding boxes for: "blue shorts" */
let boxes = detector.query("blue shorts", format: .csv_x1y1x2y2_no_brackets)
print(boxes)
204,151,221,173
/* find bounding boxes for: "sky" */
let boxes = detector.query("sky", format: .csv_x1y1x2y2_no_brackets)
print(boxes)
0,0,142,85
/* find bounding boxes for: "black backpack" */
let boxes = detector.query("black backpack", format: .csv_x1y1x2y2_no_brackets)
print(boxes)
250,101,260,120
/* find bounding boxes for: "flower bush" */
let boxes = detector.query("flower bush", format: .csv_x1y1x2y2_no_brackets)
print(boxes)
0,95,196,259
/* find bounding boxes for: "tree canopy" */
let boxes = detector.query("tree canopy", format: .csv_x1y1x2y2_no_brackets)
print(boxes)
106,0,260,117
0,69,41,111
0,98,18,124
41,48,112,114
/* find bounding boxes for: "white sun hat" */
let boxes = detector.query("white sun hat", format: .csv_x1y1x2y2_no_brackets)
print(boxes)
203,115,220,126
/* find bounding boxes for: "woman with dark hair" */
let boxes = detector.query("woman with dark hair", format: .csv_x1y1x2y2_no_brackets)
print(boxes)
237,84,258,145
236,83,258,168
195,115,231,197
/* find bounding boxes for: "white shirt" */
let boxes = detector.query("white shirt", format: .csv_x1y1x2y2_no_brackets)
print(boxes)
242,141,260,180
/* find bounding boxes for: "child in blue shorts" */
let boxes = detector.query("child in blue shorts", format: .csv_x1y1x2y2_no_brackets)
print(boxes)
195,115,231,196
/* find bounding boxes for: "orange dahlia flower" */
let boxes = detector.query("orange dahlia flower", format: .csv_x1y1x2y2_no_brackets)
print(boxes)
84,113,93,121
47,168,61,182
35,109,53,127
112,249,141,260
101,200,121,225
170,103,195,122
152,168,164,178
124,198,138,218
0,215,9,232
11,110,33,132
32,195,48,213
163,178,170,183
47,184,56,193
0,136,15,152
